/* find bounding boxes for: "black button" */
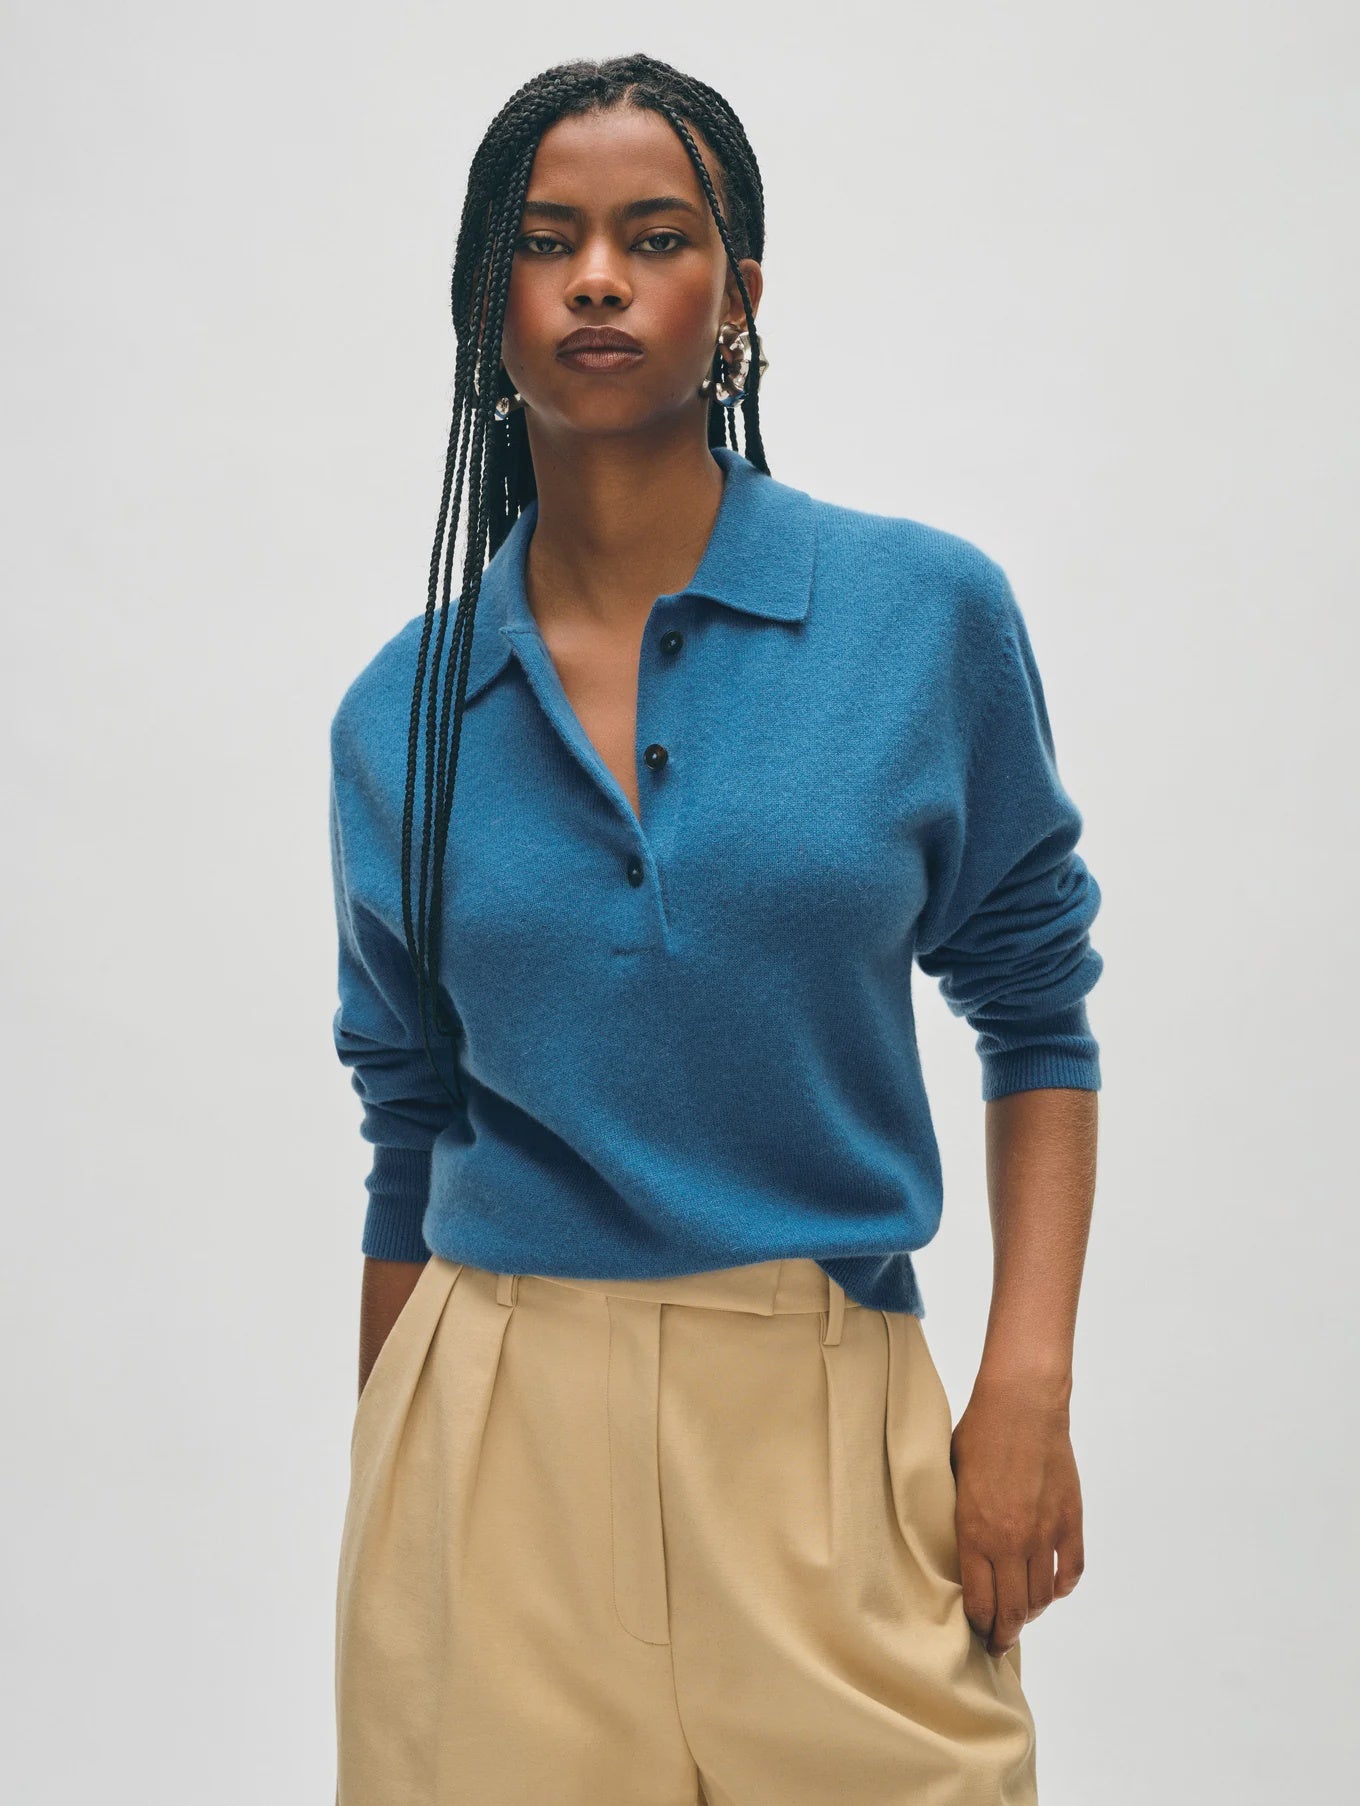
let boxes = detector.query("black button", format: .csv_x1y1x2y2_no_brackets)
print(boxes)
643,743,668,770
660,630,684,654
625,855,644,887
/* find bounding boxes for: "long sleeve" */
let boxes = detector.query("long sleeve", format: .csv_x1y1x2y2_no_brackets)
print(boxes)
913,563,1104,1100
328,749,469,1260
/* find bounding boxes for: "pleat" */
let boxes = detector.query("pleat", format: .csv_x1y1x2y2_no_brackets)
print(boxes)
817,1332,848,1569
606,1295,671,1644
817,1308,914,1632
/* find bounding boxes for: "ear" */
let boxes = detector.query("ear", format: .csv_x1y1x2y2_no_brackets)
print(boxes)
723,257,763,326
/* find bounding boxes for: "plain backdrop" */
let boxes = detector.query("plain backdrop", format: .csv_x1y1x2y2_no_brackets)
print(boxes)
2,2,1355,1800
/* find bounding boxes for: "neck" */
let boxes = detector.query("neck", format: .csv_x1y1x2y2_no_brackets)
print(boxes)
521,425,725,632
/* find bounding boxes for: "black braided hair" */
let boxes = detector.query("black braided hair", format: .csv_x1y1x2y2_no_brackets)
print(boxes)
402,54,768,1105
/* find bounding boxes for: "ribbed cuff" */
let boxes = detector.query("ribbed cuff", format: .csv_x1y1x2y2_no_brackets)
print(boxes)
978,1001,1101,1099
981,1046,1102,1100
359,1146,433,1262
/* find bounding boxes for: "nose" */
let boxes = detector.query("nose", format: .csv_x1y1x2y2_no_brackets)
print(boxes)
566,241,634,310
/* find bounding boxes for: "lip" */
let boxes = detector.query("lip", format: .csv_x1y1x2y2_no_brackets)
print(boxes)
556,345,645,372
556,327,644,371
558,327,643,353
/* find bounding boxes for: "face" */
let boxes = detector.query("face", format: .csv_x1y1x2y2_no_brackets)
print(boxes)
493,105,763,445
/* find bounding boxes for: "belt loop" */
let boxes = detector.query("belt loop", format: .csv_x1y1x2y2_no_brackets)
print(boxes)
496,1271,520,1308
821,1272,845,1346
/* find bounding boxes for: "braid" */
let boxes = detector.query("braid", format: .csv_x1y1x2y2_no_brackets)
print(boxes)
402,54,769,1102
648,99,767,468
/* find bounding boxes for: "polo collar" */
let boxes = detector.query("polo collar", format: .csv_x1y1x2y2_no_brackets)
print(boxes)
459,444,817,702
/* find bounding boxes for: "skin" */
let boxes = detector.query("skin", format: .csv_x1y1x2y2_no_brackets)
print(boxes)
360,101,1096,1664
956,1085,1096,1655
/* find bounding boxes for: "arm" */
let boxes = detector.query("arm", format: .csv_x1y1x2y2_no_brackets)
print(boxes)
950,1086,1095,1654
329,730,468,1397
913,556,1103,1655
981,1087,1096,1395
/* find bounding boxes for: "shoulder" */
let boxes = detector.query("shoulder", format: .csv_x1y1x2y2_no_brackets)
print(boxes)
808,486,1010,605
802,485,1026,687
329,609,430,775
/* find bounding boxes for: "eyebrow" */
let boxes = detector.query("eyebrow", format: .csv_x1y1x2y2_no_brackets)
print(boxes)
518,194,702,223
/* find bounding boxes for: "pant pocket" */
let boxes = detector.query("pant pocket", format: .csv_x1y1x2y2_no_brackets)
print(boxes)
350,1256,453,1458
881,1309,965,1597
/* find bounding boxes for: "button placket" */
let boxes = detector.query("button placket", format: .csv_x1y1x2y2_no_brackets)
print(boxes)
627,604,689,899
638,617,680,811
610,602,690,938
506,605,690,938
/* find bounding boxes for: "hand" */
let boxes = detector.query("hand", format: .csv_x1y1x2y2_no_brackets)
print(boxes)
948,1374,1085,1657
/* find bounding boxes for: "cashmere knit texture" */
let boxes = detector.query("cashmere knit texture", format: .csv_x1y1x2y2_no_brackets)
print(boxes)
327,445,1103,1315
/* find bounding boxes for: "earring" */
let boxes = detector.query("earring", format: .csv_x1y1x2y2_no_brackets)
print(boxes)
699,322,769,406
471,346,524,418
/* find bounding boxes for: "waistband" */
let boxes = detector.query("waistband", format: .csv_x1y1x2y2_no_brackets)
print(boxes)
489,1257,858,1345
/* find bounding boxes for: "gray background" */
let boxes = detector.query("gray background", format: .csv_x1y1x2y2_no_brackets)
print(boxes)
3,2,1355,1799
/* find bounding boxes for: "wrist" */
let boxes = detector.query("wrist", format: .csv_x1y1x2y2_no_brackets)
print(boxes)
973,1347,1074,1410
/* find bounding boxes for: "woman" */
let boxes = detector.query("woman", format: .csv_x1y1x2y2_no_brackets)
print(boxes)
328,52,1102,1806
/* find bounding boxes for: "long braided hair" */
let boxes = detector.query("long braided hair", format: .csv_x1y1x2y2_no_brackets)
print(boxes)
404,54,768,1106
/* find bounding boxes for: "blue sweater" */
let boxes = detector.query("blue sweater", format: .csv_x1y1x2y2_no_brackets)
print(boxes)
328,445,1103,1315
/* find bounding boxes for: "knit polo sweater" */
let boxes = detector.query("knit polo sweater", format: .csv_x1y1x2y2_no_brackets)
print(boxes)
327,445,1103,1315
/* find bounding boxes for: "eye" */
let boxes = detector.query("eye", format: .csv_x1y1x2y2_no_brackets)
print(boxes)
637,230,686,253
514,233,565,255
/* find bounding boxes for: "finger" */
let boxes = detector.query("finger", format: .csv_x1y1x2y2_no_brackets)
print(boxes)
1054,1521,1085,1598
988,1553,1030,1655
1028,1545,1056,1617
958,1540,997,1645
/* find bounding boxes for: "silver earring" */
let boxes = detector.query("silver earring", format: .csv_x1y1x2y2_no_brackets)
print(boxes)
699,322,769,406
471,346,524,418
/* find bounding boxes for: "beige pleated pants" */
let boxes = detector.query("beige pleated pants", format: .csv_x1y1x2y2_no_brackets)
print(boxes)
335,1256,1037,1804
